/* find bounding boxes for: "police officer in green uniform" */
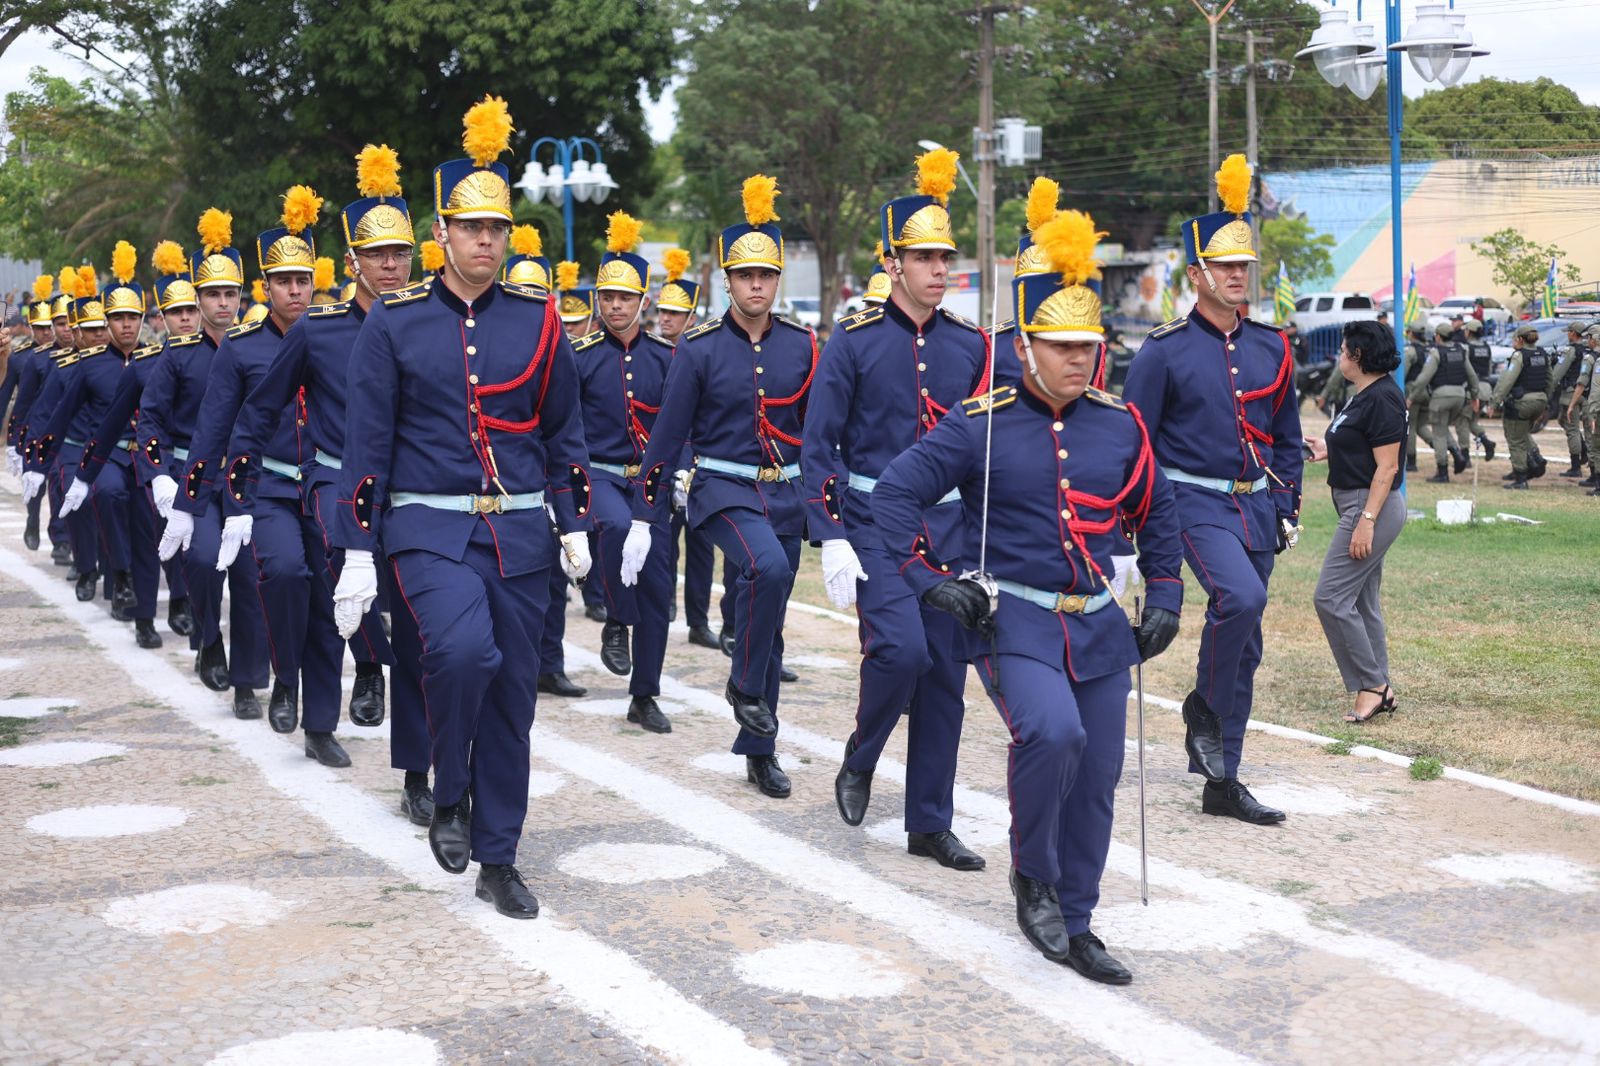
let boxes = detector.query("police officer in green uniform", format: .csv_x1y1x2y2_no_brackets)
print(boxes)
1401,319,1428,473
1316,361,1348,417
1492,324,1552,490
1408,321,1480,482
1577,324,1600,492
1452,317,1495,463
1549,322,1592,479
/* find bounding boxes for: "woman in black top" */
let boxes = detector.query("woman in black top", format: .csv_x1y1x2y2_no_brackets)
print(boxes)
1304,320,1407,723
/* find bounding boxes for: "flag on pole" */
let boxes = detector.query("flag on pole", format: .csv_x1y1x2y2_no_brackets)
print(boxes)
1542,255,1558,318
1160,261,1175,321
1403,262,1419,327
1272,260,1295,324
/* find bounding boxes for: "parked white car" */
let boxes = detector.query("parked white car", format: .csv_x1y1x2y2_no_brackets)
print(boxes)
1427,295,1513,330
1291,291,1379,331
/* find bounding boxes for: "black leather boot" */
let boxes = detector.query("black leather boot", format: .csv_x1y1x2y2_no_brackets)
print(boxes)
1181,690,1226,782
166,596,195,637
348,662,386,726
600,620,632,675
196,637,230,692
267,678,299,734
134,618,163,649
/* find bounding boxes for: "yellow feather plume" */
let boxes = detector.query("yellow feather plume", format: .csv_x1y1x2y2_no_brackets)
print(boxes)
112,240,137,284
873,239,885,261
197,208,233,254
355,143,403,198
462,95,513,168
1215,153,1252,216
1025,177,1060,233
662,247,690,282
420,240,444,273
510,225,542,258
605,211,643,254
78,264,98,296
915,148,960,205
313,256,335,292
32,274,53,302
280,185,323,235
58,267,77,298
151,240,187,277
251,279,266,304
741,175,780,226
557,260,580,290
1035,209,1106,287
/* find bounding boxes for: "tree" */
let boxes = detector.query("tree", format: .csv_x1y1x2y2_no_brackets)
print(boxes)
1470,228,1582,313
1404,78,1600,157
1260,215,1334,289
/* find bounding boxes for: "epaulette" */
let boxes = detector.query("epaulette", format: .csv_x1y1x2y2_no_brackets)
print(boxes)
499,280,547,302
380,280,431,308
226,319,264,339
771,314,812,334
1147,317,1189,340
988,320,1015,336
962,386,1017,416
75,344,109,359
167,332,203,348
307,300,352,318
644,329,672,347
939,308,980,332
133,342,164,360
840,307,883,332
10,337,33,353
1083,385,1126,410
683,318,723,341
57,352,81,367
50,347,75,362
572,330,605,352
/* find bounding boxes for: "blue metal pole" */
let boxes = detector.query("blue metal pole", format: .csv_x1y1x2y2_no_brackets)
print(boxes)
1387,0,1407,495
529,137,577,262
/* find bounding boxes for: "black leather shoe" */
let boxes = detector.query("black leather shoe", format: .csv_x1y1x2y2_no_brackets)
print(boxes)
1202,778,1286,825
726,682,778,738
834,735,873,826
400,773,434,826
166,597,194,637
780,665,799,683
584,602,608,623
600,620,632,675
51,542,72,566
304,731,351,768
668,601,677,623
1064,931,1133,985
348,665,386,727
267,679,299,734
1182,690,1226,783
476,863,539,919
134,618,163,649
111,569,137,617
232,688,262,720
1011,868,1070,963
718,627,735,656
627,695,672,733
23,512,40,551
746,754,791,798
537,672,587,698
430,794,472,874
908,830,986,871
196,637,230,692
66,563,79,580
687,624,722,650
74,567,100,602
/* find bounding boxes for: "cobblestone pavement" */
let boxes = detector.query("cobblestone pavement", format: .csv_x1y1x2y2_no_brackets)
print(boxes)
1,480,1597,1065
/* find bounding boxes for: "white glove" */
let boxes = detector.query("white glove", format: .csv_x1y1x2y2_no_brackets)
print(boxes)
159,508,194,561
21,470,45,502
6,447,20,478
59,477,89,516
1110,553,1138,599
558,531,591,581
215,514,254,571
672,469,692,510
333,549,378,639
619,520,653,587
820,537,868,609
150,474,177,518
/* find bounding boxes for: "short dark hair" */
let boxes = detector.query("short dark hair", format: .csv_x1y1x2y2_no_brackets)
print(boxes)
1343,319,1400,374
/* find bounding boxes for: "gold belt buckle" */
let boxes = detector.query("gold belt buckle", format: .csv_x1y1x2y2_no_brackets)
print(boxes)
757,466,780,483
1231,479,1252,494
473,494,505,514
1055,593,1087,614
624,463,641,478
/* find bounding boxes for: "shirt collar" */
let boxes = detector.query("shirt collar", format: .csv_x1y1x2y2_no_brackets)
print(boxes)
1016,379,1081,420
724,316,773,344
1187,306,1242,342
883,296,939,335
432,278,497,319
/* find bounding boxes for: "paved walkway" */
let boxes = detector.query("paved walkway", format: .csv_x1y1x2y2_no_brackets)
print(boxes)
1,481,1597,1065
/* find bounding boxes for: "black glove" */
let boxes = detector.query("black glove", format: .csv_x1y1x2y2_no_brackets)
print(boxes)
1135,606,1179,662
920,577,993,632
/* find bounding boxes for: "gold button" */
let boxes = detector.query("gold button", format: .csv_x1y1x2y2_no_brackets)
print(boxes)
1230,366,1238,375
920,387,929,396
916,337,926,347
1057,449,1068,459
626,390,634,398
921,415,930,423
471,431,479,440
467,345,477,355
1061,508,1070,519
758,388,766,396
1227,343,1235,351
466,318,476,328
625,355,632,363
753,344,762,353
356,496,365,505
917,362,926,371
626,372,633,380
1059,478,1069,489
756,366,764,374
470,403,479,413
1235,389,1243,397
469,374,479,384
1052,421,1063,431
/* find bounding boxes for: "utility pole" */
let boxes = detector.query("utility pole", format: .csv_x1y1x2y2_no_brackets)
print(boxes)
976,2,997,330
1189,0,1238,211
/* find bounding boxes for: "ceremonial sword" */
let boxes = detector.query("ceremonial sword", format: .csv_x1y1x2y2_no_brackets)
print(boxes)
1134,592,1149,906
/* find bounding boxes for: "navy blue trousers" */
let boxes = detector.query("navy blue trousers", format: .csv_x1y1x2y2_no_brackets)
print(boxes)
183,496,270,689
703,507,799,756
384,585,431,774
1180,523,1274,779
391,523,550,866
589,478,671,698
540,533,570,675
669,508,715,629
306,481,392,668
250,493,343,733
979,656,1128,936
87,457,132,579
54,447,96,575
845,544,968,833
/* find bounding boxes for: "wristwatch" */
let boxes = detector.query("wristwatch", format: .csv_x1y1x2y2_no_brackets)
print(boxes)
1360,510,1376,523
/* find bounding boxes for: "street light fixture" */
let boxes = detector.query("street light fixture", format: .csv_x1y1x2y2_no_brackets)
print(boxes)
1337,24,1386,101
524,136,617,261
1293,8,1373,89
1388,2,1471,83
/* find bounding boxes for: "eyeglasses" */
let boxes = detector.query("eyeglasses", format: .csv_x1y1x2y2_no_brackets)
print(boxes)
354,248,412,266
449,219,512,239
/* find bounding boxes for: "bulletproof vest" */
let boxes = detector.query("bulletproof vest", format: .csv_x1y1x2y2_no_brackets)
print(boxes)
1560,344,1590,391
1515,347,1551,394
1466,341,1492,378
1433,343,1468,388
1404,341,1426,383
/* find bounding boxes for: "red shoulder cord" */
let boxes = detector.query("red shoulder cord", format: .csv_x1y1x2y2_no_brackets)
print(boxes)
1236,333,1294,453
466,299,560,490
755,326,819,466
1059,402,1158,585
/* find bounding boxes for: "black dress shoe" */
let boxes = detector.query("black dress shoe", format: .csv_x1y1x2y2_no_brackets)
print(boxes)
51,543,72,566
430,794,472,874
1011,868,1071,962
232,688,262,720
267,678,299,734
780,665,799,683
134,618,163,649
1181,690,1227,783
196,637,230,692
834,735,873,826
23,512,40,551
627,695,672,733
746,754,791,798
687,624,722,650
66,563,79,580
726,682,778,738
908,830,986,871
304,731,351,768
537,671,587,698
668,601,677,623
400,772,434,826
111,569,138,617
348,665,386,727
1064,931,1133,985
600,620,632,675
166,597,195,637
476,863,539,919
584,602,608,623
718,627,735,656
1202,778,1286,825
74,567,100,602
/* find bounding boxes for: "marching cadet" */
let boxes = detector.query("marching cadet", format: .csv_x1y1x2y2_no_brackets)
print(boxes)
802,148,990,870
1550,322,1592,479
1407,321,1480,482
1452,317,1496,463
34,277,87,568
621,174,814,799
2,278,54,550
1492,323,1553,490
656,247,720,650
574,212,676,732
331,97,593,918
872,209,1181,981
553,259,610,628
147,210,270,716
1122,154,1302,826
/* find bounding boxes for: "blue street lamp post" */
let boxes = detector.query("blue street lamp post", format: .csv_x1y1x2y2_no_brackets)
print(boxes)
517,136,620,262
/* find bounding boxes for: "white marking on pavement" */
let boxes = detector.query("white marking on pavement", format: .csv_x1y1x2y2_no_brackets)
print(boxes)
783,655,850,670
568,697,689,719
865,817,1009,851
0,657,24,671
527,770,568,799
1247,783,1372,817
103,884,296,935
1429,854,1598,894
208,1028,440,1066
558,842,727,885
0,697,79,718
735,941,908,1000
1096,902,1258,954
691,752,749,776
26,803,187,838
0,740,128,767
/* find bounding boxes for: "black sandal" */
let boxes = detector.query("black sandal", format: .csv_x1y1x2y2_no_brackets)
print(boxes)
1346,686,1397,723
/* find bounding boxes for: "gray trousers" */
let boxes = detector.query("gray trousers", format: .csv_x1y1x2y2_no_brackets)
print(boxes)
1314,487,1406,693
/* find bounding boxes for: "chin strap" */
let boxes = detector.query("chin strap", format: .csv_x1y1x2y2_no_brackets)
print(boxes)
1020,331,1069,404
349,254,384,303
1198,261,1219,295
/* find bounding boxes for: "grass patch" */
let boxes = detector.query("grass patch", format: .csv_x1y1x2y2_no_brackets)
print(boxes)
1274,879,1315,896
328,920,374,929
34,781,60,789
0,716,35,749
180,775,227,787
379,882,443,897
1323,739,1353,756
1409,756,1444,781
